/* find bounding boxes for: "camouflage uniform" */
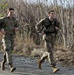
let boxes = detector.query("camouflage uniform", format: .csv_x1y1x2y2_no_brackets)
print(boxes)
36,17,59,67
0,17,19,64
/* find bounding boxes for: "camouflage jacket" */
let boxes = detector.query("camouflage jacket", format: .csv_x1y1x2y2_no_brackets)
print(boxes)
0,16,19,35
36,17,59,34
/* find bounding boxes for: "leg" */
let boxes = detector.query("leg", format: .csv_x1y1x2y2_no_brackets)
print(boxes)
2,36,16,72
9,37,16,72
38,52,48,69
1,38,7,70
45,34,59,73
10,37,14,51
1,53,6,70
46,41,56,67
4,38,13,64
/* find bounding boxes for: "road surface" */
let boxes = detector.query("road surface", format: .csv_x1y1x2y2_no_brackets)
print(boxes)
0,52,74,75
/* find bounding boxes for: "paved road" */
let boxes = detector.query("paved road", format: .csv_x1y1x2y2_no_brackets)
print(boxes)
0,52,74,75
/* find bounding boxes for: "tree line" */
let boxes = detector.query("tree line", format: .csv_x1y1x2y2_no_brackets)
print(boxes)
0,0,74,50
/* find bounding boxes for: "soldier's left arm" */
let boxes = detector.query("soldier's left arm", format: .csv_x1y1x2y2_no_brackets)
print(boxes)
55,19,60,30
14,19,19,31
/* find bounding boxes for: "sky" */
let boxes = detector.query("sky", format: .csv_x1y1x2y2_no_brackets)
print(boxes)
23,0,74,7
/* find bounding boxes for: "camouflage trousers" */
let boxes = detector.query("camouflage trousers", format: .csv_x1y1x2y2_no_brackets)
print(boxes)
2,34,15,64
41,33,56,67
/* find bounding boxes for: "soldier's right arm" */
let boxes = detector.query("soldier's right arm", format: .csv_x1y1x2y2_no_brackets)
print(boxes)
36,18,45,33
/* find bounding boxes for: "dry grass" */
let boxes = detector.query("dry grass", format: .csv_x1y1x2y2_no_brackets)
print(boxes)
54,48,74,67
0,34,74,67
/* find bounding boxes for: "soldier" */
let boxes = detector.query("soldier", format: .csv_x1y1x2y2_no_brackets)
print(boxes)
0,8,19,72
36,10,60,73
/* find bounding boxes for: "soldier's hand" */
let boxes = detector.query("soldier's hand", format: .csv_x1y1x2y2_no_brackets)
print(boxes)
1,30,6,35
55,27,58,30
14,27,19,31
0,29,6,35
39,32,45,35
42,32,45,35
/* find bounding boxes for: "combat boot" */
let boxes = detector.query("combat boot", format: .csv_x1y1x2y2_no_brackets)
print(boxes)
9,63,16,72
52,67,59,73
37,59,42,69
1,60,6,70
38,56,47,69
1,53,7,70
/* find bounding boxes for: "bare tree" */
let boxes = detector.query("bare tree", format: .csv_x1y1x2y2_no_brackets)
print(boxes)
0,0,73,49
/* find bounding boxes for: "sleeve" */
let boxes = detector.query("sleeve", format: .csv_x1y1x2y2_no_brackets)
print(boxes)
36,18,45,33
14,19,19,28
55,19,60,28
0,17,5,30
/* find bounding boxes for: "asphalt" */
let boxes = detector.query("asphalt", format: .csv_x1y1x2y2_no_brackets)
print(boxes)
0,52,74,75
